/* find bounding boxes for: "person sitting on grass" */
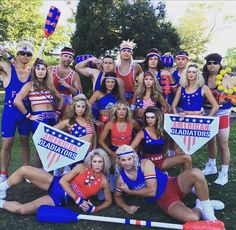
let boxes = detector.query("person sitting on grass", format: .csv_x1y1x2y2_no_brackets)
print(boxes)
0,149,112,215
114,145,218,223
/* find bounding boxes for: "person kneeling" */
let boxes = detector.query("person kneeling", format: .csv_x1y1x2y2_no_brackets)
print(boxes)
114,145,217,223
0,149,112,215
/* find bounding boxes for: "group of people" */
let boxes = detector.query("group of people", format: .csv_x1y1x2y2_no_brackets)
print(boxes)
0,38,234,224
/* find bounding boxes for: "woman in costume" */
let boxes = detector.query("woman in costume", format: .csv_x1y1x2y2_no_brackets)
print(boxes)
0,149,112,215
89,72,121,132
14,59,63,167
131,107,192,171
132,71,168,125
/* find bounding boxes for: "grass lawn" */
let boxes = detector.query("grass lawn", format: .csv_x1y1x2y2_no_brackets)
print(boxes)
0,93,235,230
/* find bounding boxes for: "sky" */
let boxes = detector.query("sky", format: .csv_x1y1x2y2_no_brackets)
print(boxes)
41,0,236,57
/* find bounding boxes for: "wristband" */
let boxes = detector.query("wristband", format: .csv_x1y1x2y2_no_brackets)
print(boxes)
56,109,61,116
130,104,136,111
25,111,32,119
87,203,96,213
93,117,97,123
74,195,84,206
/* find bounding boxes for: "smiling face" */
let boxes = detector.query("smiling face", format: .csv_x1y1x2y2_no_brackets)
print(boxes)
35,64,47,80
206,60,221,74
17,51,33,64
75,100,86,117
61,53,74,67
91,155,104,173
105,78,116,92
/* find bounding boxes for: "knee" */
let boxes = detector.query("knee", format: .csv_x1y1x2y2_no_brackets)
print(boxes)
19,165,31,174
191,168,205,181
183,154,192,164
16,205,28,215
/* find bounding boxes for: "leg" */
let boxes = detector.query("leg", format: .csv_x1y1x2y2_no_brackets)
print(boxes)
19,135,30,166
0,137,14,173
35,151,42,168
207,136,217,159
167,201,200,223
161,154,192,171
7,166,53,191
2,195,54,215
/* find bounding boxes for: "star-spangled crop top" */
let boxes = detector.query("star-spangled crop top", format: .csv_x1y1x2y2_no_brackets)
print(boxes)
97,93,117,110
135,97,156,109
141,129,165,154
119,160,168,202
181,87,203,111
70,169,102,199
70,122,94,138
28,90,54,106
111,122,132,147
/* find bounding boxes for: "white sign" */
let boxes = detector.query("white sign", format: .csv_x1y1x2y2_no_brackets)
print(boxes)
164,114,219,155
33,123,90,171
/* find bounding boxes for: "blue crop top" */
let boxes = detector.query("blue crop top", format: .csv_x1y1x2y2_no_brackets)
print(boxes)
181,87,204,111
142,129,165,154
97,93,117,110
94,71,103,91
120,160,168,202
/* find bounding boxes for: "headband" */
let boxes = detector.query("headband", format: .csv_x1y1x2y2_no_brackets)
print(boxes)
16,46,34,54
120,47,133,52
147,52,160,58
35,64,47,69
116,150,134,157
61,51,74,57
105,76,116,80
175,54,189,59
146,112,155,117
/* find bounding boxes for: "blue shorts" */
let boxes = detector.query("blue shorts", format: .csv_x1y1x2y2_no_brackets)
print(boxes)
1,106,31,138
48,176,68,206
32,111,57,133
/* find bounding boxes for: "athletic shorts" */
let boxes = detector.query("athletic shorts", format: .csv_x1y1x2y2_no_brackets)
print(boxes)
32,111,57,133
219,114,230,129
156,176,184,212
48,176,67,206
1,106,31,138
142,154,165,169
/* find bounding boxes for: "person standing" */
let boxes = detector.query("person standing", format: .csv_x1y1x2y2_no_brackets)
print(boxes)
0,39,33,182
49,47,82,119
115,40,143,104
202,53,236,186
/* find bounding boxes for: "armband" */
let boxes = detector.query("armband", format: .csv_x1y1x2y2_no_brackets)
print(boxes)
87,203,96,213
74,195,84,206
25,111,32,119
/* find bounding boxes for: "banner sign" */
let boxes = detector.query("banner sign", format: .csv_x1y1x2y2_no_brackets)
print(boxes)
164,114,219,155
33,123,90,172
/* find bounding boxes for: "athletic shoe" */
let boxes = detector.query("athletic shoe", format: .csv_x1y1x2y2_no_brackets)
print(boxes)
0,175,8,183
202,163,217,176
195,199,225,211
201,208,217,221
214,171,228,186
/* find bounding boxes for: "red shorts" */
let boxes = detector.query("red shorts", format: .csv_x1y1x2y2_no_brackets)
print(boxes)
142,154,165,169
219,114,230,129
156,176,185,212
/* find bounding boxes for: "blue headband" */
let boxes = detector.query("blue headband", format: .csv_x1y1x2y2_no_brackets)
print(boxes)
117,150,134,157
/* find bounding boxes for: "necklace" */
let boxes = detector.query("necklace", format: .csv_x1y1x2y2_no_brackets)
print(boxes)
215,67,236,95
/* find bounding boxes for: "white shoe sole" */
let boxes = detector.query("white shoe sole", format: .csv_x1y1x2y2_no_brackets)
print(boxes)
210,200,225,211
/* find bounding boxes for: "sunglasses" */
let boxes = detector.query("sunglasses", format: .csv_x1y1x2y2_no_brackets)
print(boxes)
18,51,33,57
207,61,219,65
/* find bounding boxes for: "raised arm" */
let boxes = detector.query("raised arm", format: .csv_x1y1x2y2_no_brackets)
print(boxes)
131,130,144,153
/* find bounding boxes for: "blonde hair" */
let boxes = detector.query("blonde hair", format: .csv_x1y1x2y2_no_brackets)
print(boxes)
115,145,140,174
64,94,92,124
16,39,34,54
110,100,131,122
137,71,162,102
180,64,205,88
84,148,111,175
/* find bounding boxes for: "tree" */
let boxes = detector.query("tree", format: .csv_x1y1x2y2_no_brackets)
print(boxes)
0,0,70,64
224,47,236,70
72,0,180,58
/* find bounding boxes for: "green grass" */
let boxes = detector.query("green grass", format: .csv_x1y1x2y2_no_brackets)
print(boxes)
0,93,236,230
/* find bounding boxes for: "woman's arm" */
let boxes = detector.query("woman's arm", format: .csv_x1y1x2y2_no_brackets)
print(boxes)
158,94,169,113
53,119,70,130
203,85,219,116
131,130,144,153
98,122,114,157
171,86,181,114
53,86,64,111
88,91,100,106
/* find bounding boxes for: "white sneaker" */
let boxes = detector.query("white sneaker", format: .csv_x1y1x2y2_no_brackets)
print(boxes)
195,199,225,211
0,175,8,183
214,171,228,186
201,208,217,221
202,163,217,176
